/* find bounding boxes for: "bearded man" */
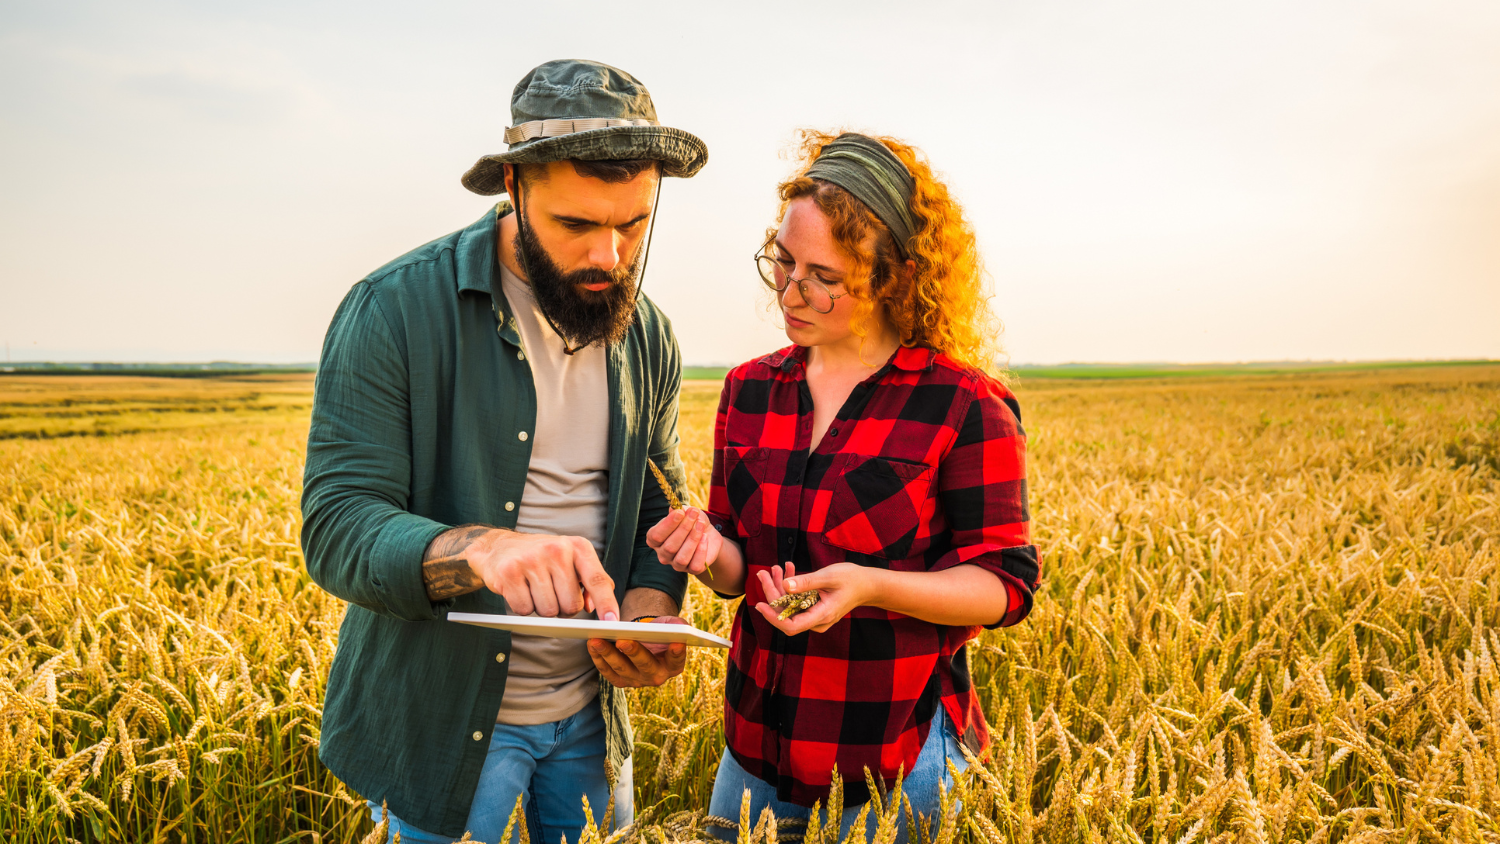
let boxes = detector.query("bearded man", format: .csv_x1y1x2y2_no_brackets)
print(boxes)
300,60,707,844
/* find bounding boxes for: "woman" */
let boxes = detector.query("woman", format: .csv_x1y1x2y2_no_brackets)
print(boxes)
646,131,1041,839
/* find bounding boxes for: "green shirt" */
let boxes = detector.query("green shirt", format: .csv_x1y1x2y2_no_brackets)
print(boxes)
300,204,688,837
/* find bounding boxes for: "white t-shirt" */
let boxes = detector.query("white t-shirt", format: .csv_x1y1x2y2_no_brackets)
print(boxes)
493,263,612,725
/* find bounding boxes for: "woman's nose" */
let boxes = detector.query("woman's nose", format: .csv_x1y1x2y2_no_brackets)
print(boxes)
780,275,807,309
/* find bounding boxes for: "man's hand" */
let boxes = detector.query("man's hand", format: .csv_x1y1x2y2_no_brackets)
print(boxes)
588,617,689,688
587,588,687,688
422,525,619,621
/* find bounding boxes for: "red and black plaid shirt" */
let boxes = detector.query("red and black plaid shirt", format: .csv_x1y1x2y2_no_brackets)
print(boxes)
706,345,1040,808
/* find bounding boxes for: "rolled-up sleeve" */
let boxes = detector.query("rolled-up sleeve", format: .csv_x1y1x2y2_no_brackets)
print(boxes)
931,378,1041,628
301,281,449,622
626,331,689,606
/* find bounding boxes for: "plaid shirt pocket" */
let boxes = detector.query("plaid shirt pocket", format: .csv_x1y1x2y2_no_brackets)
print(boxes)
722,446,769,538
822,455,935,560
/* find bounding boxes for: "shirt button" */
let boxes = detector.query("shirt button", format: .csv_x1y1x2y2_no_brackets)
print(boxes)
517,351,526,361
518,431,528,441
495,653,507,663
472,731,483,741
505,501,515,511
829,427,839,437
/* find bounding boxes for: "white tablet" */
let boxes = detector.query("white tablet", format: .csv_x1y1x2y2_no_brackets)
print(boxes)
447,612,732,649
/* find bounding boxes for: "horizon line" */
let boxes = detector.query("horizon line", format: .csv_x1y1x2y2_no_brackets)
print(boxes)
3,357,1496,371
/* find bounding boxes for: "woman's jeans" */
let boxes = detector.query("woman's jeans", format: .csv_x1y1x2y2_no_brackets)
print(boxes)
368,703,632,844
707,707,969,843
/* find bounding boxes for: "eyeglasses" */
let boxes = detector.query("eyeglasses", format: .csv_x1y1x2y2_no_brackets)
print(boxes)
754,245,847,314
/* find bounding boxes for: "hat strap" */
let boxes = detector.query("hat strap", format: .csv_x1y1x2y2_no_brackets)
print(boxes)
504,117,658,145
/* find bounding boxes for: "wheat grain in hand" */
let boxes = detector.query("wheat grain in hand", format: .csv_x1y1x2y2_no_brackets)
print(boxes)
769,590,819,619
648,457,712,576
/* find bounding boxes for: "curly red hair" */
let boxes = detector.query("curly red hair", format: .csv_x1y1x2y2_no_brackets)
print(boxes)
770,130,1004,373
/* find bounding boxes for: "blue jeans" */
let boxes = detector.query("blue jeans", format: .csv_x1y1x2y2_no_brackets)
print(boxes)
707,707,968,843
368,703,633,844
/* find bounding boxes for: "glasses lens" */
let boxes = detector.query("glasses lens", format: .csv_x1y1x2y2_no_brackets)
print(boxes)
800,281,833,313
756,254,786,291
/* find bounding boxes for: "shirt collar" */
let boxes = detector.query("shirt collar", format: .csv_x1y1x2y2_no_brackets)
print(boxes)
892,346,937,371
456,201,512,296
454,201,521,343
762,344,805,372
764,344,936,374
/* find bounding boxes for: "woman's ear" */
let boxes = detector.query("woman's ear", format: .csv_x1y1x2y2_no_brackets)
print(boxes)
884,259,917,299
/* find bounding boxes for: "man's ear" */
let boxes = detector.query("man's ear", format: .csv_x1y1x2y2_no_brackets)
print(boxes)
502,163,517,199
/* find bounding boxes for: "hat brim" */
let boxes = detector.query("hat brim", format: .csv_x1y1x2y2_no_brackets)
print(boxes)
462,125,708,195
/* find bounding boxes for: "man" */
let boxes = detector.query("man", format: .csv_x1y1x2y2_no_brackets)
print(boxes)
300,59,708,844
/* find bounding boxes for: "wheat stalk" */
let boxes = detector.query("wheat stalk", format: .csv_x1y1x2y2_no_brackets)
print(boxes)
647,457,713,578
4,368,1499,842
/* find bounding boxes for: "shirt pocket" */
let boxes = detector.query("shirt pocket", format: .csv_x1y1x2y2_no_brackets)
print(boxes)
822,455,936,560
721,446,769,538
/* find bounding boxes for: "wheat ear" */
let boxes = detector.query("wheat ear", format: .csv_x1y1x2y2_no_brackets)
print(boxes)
648,457,712,577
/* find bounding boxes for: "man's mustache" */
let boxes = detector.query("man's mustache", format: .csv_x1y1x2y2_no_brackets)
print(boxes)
561,267,629,289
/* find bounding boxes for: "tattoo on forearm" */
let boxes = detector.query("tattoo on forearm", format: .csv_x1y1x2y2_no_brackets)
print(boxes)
423,554,483,601
422,524,496,601
427,524,492,560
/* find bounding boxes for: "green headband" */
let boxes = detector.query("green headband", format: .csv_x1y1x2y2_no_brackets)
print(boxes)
804,133,917,256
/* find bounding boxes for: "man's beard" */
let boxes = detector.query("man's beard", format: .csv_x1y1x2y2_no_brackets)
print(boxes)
513,209,640,350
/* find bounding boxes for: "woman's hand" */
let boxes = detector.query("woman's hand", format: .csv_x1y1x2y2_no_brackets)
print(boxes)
754,562,874,635
645,507,721,577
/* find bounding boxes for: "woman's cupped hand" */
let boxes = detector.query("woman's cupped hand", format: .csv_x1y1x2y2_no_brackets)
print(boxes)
646,507,722,576
755,562,872,635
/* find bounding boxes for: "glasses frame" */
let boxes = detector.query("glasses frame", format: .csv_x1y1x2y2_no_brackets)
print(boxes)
754,242,847,315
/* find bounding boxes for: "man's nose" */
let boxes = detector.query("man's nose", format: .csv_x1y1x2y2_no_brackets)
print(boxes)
585,230,623,272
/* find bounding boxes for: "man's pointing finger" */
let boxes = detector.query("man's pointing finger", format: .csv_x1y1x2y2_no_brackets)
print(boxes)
574,552,619,622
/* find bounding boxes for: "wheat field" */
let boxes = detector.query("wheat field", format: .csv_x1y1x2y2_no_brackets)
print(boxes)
3,365,1498,843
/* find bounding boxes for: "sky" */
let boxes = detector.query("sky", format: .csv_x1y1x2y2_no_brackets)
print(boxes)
1,0,1497,366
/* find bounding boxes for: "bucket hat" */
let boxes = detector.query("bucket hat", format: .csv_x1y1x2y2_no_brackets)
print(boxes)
462,59,708,195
